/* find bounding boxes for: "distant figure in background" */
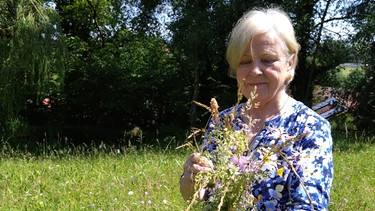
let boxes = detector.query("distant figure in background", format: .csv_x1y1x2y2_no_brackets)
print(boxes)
42,97,52,109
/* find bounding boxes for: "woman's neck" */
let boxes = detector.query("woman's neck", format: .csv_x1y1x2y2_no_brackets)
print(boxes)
250,92,290,122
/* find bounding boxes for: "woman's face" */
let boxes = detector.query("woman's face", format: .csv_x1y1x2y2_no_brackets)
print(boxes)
237,31,293,104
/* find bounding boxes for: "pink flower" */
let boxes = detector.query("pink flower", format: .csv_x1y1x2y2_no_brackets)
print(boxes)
230,156,249,173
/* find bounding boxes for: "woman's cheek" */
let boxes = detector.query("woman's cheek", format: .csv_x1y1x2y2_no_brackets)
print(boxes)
237,67,248,81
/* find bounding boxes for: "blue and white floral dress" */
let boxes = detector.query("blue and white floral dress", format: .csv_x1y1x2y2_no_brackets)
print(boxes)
203,100,334,210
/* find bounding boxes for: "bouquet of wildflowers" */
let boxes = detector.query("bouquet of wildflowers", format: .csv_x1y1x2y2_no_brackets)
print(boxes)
184,88,311,211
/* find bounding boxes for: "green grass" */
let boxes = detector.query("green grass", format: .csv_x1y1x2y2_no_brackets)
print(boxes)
0,145,189,210
0,134,374,210
329,136,375,211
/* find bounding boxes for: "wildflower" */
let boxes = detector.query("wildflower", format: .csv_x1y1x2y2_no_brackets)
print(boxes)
187,91,302,211
230,155,249,173
162,199,167,204
128,191,134,196
148,200,152,205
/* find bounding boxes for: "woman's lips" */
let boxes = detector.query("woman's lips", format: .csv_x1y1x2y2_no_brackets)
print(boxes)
247,82,266,87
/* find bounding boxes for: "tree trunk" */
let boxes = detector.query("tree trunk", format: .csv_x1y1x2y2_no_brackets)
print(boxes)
190,66,200,127
290,0,317,106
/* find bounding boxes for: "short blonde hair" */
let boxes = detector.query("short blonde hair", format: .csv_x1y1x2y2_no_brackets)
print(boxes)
226,7,300,85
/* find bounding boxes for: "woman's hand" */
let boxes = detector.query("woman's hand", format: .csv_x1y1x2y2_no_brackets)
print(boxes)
179,153,213,201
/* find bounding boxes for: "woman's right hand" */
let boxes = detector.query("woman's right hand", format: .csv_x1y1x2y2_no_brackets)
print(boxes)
179,153,213,201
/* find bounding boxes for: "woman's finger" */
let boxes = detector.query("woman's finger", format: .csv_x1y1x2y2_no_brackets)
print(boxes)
190,153,201,164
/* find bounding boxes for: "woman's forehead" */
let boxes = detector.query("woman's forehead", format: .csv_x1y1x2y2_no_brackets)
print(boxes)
253,32,282,47
242,32,283,56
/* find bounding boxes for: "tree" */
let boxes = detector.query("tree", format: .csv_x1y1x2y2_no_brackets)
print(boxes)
0,0,66,134
56,0,183,140
348,0,375,131
288,0,353,105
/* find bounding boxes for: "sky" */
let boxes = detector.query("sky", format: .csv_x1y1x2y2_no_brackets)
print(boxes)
43,0,354,41
315,0,356,40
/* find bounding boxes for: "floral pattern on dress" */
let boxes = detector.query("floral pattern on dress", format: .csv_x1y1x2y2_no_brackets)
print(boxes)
202,101,334,210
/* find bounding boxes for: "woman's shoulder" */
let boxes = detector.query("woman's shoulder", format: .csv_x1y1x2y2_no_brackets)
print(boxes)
292,100,330,125
279,100,331,138
270,99,330,136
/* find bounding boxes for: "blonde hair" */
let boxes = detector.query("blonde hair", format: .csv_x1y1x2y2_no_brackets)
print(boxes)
226,7,300,85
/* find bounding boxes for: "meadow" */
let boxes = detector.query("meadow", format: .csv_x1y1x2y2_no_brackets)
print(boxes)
0,134,374,210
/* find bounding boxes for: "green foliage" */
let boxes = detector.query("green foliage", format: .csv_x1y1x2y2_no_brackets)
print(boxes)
1,0,374,141
349,1,375,131
0,0,66,123
314,39,353,76
330,113,357,133
5,117,29,137
315,65,365,89
64,30,182,130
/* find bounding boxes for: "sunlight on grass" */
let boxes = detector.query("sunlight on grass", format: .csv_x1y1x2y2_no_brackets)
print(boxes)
0,147,189,210
329,137,375,211
0,135,374,210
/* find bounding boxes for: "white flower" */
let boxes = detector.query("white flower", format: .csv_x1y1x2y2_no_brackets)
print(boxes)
128,191,134,196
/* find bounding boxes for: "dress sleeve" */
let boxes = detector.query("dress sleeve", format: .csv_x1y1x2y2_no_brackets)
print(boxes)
201,117,218,152
286,116,334,211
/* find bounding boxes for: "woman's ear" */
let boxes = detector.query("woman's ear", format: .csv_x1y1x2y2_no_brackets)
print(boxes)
287,54,295,71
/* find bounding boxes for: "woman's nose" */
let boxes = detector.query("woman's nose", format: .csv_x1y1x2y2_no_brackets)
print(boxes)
247,60,262,76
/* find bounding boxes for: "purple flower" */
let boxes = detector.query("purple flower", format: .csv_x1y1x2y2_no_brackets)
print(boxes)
230,156,249,172
248,162,261,174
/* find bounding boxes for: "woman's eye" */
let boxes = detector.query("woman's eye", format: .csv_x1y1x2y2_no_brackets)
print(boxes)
262,58,277,64
240,60,252,65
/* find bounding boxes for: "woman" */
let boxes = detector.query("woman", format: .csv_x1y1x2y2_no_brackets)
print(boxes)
180,7,333,210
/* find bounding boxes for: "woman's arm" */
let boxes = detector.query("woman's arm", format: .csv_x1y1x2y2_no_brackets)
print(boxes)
286,118,334,210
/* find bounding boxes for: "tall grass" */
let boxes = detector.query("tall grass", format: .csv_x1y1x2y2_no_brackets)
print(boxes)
329,134,375,211
0,141,189,210
0,133,374,210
